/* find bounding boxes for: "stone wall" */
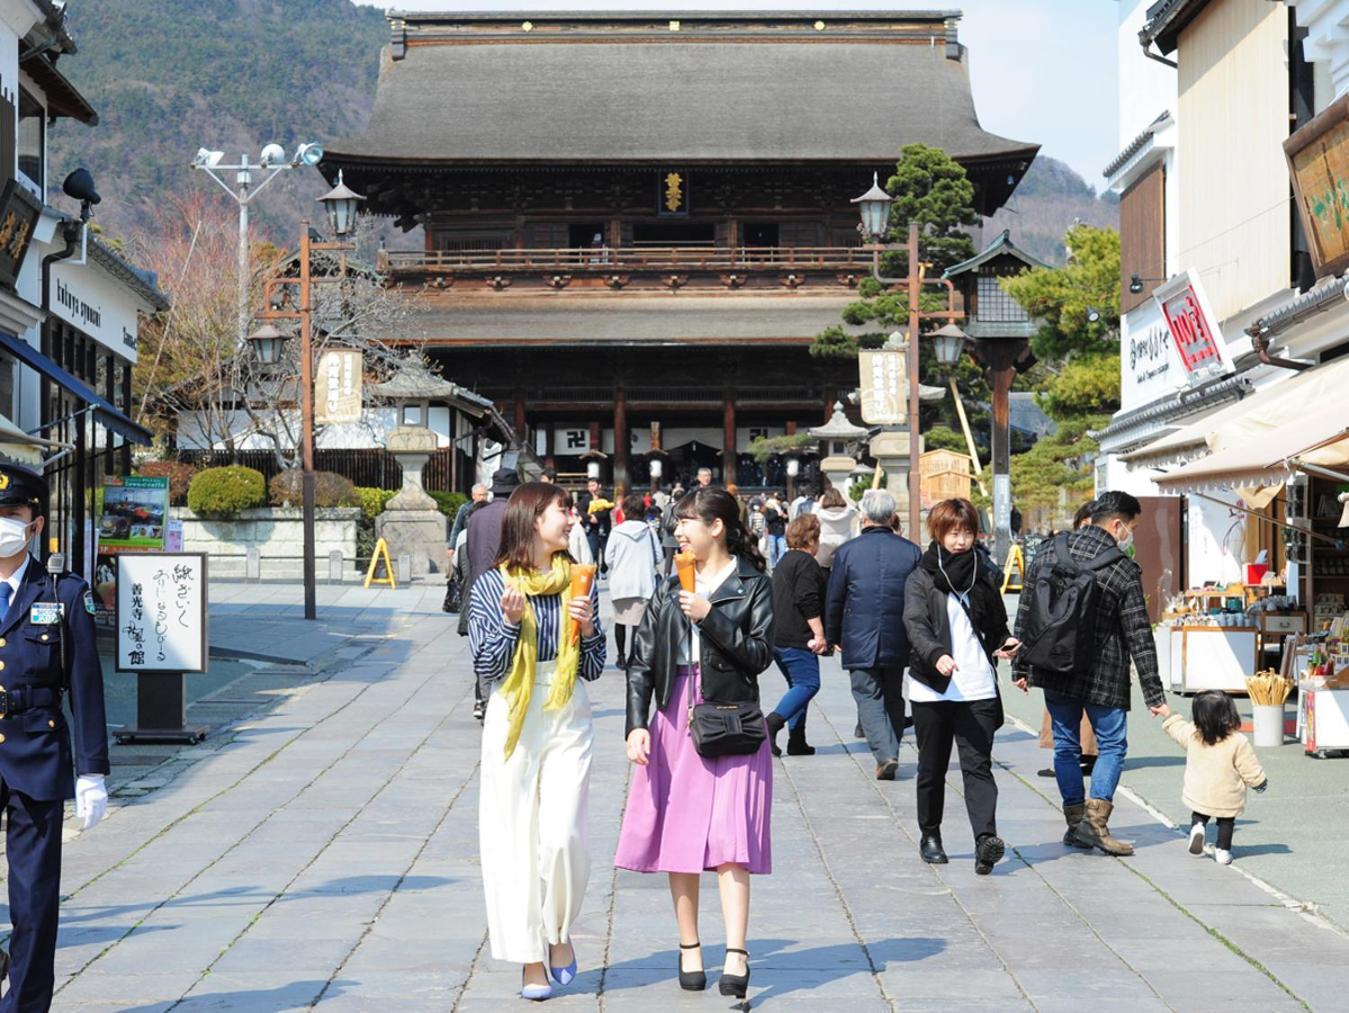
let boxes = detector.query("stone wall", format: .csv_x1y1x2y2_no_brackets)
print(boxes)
170,507,361,579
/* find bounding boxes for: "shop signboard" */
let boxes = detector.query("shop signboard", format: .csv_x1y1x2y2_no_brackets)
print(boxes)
49,256,148,363
315,349,362,425
115,553,208,673
1122,298,1188,408
858,349,906,425
0,178,41,289
1153,270,1233,384
99,476,168,552
1286,93,1349,277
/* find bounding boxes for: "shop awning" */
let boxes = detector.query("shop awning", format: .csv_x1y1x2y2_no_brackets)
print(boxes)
1122,355,1349,471
0,331,152,445
0,413,68,466
1154,376,1349,508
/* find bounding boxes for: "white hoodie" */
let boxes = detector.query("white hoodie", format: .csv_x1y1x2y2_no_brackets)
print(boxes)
603,519,661,600
815,505,858,568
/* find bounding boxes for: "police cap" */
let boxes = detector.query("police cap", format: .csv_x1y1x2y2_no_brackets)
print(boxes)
0,462,48,510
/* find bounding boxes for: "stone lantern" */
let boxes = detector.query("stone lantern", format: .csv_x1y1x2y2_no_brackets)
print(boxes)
809,402,868,500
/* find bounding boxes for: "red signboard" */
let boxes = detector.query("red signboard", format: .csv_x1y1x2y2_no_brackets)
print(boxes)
1153,270,1232,381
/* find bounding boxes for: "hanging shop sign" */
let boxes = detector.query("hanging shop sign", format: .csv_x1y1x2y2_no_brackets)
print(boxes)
858,349,906,425
1153,270,1233,384
1122,298,1188,408
0,179,41,289
1286,94,1349,277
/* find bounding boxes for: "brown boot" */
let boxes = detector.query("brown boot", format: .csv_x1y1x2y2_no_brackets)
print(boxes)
1062,803,1092,849
1074,799,1134,856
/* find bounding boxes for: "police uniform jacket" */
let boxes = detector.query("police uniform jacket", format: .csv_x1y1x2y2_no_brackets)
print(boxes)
0,556,109,801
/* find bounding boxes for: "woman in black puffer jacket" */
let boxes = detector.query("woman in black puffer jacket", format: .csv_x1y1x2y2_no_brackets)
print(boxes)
903,498,1021,876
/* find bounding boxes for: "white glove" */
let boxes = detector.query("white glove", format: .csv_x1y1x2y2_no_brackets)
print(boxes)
75,774,108,831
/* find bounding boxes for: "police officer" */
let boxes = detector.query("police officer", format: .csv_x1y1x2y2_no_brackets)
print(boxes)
0,463,108,1011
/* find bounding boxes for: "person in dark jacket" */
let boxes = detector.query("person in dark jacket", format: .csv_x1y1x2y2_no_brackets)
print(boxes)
1013,490,1171,857
464,467,520,720
825,489,922,780
615,486,773,1000
575,477,613,572
766,514,828,756
904,498,1021,873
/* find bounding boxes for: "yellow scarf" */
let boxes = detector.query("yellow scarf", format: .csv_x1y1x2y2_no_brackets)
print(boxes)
498,555,582,759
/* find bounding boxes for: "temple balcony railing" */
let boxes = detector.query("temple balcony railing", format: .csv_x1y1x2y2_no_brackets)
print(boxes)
377,245,873,289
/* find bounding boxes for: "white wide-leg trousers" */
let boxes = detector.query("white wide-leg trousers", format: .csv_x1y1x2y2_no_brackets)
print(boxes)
479,661,594,963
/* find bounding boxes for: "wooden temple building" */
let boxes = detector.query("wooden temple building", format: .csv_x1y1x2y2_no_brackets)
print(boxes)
320,10,1037,490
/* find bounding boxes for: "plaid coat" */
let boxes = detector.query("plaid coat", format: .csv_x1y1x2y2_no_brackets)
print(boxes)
1012,525,1165,711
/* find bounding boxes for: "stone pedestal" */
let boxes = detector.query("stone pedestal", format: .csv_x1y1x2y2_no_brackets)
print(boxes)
869,428,922,528
375,426,447,576
819,455,860,503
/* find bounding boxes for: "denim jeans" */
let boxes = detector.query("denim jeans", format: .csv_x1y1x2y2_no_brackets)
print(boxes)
771,647,821,730
768,534,787,569
1043,690,1128,805
849,665,906,764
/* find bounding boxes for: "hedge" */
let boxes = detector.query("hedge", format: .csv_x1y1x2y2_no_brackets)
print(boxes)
187,466,266,517
430,491,469,518
353,487,397,521
268,469,358,509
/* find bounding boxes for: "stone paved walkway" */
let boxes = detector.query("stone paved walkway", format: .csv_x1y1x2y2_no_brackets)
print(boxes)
5,583,1345,1010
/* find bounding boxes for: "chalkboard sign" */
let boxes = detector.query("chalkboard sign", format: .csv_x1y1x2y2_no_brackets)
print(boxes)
116,553,208,673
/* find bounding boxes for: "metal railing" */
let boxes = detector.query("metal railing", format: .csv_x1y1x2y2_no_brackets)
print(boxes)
381,245,869,273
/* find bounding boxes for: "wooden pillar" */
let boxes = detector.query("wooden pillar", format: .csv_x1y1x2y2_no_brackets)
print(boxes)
976,339,1028,566
613,385,630,493
513,388,527,445
723,390,737,486
545,421,557,472
822,387,836,422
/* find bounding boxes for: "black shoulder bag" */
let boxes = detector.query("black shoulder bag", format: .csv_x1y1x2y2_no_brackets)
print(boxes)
685,603,766,757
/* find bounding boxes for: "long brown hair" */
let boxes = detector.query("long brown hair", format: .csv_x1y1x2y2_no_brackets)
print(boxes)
494,482,574,573
674,486,766,571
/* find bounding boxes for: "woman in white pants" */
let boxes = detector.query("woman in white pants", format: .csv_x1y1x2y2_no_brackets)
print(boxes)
468,481,607,1000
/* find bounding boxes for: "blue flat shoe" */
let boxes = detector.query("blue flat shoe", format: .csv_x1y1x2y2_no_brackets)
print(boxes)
549,952,577,986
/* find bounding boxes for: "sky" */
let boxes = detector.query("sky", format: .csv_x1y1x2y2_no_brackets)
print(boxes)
351,0,1121,187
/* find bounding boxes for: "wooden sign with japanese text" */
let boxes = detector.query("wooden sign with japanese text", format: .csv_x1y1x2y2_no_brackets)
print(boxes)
1287,94,1349,277
315,349,363,425
858,349,906,425
0,178,42,289
115,553,208,673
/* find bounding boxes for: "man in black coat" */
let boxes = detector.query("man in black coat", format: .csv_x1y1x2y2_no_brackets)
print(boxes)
824,489,922,780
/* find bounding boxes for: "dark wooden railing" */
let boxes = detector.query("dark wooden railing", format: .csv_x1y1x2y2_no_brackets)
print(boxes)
380,245,869,273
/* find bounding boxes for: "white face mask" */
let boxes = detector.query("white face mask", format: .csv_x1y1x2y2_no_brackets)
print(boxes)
1114,523,1134,550
0,516,33,558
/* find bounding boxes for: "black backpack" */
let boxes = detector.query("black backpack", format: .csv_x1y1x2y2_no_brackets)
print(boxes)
1019,533,1124,676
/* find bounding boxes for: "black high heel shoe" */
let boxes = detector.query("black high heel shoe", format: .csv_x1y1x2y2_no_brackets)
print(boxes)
678,942,706,991
719,947,750,998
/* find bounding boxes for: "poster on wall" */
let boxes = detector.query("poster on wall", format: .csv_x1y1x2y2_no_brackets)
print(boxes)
115,553,208,673
99,476,169,552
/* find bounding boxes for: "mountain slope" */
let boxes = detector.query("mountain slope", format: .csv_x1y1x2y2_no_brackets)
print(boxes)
986,155,1120,265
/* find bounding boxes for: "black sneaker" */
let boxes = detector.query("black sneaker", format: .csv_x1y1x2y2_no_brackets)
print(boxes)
975,835,1006,876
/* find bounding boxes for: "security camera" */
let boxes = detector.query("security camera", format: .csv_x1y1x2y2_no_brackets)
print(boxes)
260,143,286,167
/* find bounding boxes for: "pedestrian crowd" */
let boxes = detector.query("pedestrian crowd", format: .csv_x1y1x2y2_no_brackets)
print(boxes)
446,471,1271,1002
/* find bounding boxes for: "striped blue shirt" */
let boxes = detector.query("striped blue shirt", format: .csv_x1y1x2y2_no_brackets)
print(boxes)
468,567,607,684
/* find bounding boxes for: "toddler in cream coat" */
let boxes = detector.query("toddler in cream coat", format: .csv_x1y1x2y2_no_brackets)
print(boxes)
1163,690,1268,865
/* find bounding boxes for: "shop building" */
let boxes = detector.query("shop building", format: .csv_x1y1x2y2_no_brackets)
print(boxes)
1098,0,1349,698
319,10,1037,491
0,0,164,578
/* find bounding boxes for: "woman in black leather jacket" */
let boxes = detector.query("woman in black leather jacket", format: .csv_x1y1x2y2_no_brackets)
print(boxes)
613,487,774,1000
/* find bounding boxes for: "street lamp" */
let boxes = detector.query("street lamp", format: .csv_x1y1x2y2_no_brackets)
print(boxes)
851,175,964,538
851,173,893,241
190,140,324,349
930,324,969,368
252,187,365,620
246,323,290,366
317,171,364,237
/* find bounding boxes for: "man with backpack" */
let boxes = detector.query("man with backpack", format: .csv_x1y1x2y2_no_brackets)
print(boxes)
1012,491,1170,856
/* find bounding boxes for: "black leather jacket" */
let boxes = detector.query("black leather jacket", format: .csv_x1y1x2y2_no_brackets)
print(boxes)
625,556,774,737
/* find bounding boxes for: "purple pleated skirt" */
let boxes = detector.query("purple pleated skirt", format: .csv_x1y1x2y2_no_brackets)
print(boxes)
614,665,772,875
